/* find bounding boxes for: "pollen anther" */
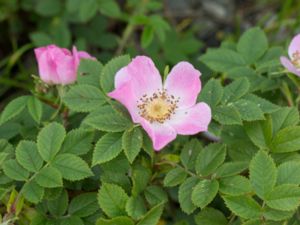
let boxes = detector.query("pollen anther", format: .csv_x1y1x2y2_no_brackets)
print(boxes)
292,51,300,68
137,89,179,123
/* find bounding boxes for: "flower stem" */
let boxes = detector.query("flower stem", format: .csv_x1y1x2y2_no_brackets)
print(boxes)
115,0,149,55
49,85,65,121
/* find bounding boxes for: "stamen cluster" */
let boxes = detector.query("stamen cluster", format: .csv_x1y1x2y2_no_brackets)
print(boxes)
137,89,179,123
292,51,300,68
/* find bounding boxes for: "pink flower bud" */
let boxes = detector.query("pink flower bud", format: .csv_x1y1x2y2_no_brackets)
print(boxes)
34,44,94,85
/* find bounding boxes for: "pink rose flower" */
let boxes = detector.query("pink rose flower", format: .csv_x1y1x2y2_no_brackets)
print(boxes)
280,34,300,76
108,56,212,151
34,44,94,85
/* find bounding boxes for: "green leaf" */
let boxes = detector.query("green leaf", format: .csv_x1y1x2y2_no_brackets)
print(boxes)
197,79,223,108
43,187,63,201
243,94,279,114
271,126,300,153
223,195,261,219
233,99,265,121
98,0,121,18
215,161,248,178
222,78,250,103
22,181,44,203
249,150,277,199
242,219,260,225
163,167,187,187
3,159,29,181
125,195,146,220
61,129,94,155
245,120,272,150
136,203,164,225
68,193,98,217
98,183,129,217
271,107,299,133
92,133,123,166
96,217,134,225
265,184,300,211
180,139,202,170
30,32,53,46
195,143,226,176
141,26,154,48
84,109,132,132
27,96,43,123
263,207,294,221
37,122,66,162
237,27,268,64
47,189,68,217
0,122,20,140
122,127,143,163
200,49,246,72
219,176,252,196
63,84,106,112
52,153,93,181
35,0,62,16
35,167,63,188
131,166,150,197
100,55,131,93
191,179,219,208
144,186,168,207
78,0,97,22
213,105,242,125
194,207,228,225
77,59,103,87
277,161,300,185
60,216,84,225
0,96,28,125
16,140,43,173
178,177,198,214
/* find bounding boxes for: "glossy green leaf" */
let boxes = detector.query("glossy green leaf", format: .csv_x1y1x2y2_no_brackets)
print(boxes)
3,159,30,181
191,179,219,208
219,176,252,196
92,133,123,166
194,207,228,225
265,184,300,211
223,195,261,219
237,27,268,64
16,140,43,173
35,167,63,188
195,143,226,176
98,183,128,217
122,127,143,163
100,55,131,93
249,150,277,199
63,84,106,112
37,122,66,162
52,153,93,181
178,177,198,214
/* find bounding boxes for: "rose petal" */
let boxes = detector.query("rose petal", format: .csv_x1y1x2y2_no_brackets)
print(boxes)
56,56,77,84
288,34,300,59
169,102,211,135
124,56,162,97
34,48,60,84
140,119,177,151
108,82,141,123
280,56,300,77
72,46,95,68
114,67,132,88
164,62,201,108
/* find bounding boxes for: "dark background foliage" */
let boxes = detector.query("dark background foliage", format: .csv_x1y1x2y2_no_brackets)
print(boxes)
0,0,299,104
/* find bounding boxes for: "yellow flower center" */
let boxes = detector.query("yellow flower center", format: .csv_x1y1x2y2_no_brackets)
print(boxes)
137,89,179,123
292,51,300,68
